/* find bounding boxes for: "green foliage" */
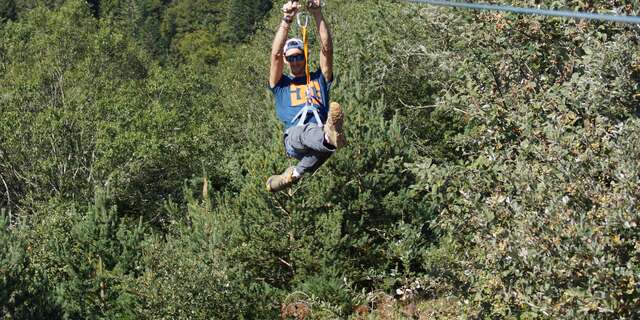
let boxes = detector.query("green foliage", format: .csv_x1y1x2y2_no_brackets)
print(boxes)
0,0,103,206
0,0,16,23
402,0,640,318
222,0,272,42
0,1,227,224
132,193,271,319
23,190,144,318
160,0,225,64
1,0,639,318
0,214,60,319
173,29,223,68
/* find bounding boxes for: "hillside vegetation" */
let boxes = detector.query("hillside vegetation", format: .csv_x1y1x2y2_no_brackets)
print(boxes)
1,0,639,318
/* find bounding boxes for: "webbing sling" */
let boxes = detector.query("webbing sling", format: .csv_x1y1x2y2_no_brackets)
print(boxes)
291,8,324,127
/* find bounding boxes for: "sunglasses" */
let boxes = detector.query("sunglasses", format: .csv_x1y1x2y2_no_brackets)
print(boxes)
286,54,305,62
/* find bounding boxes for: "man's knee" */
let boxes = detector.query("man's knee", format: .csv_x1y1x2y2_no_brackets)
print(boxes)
300,124,334,153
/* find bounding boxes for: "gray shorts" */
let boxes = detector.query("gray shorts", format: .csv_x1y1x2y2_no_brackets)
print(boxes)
284,123,335,175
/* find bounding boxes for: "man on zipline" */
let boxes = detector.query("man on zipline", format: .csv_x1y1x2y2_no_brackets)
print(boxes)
266,0,346,192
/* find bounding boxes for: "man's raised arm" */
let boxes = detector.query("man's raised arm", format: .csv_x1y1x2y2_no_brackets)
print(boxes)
309,1,333,82
270,1,300,88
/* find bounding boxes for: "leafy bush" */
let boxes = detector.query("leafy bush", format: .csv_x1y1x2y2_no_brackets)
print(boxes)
404,0,640,318
0,214,60,319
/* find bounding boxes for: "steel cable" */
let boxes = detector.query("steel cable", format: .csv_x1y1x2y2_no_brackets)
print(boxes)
405,0,640,24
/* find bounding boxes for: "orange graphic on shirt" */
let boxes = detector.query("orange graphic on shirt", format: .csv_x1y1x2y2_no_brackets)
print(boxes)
289,81,322,106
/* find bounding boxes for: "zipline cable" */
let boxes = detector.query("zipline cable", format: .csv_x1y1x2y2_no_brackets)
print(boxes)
404,0,640,25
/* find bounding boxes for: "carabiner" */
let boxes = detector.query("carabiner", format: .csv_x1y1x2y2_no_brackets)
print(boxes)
296,11,309,28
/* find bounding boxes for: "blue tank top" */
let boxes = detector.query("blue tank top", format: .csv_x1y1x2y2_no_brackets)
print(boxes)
270,69,332,130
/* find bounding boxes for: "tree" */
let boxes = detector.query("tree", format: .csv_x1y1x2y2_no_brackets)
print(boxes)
0,0,16,23
222,0,272,42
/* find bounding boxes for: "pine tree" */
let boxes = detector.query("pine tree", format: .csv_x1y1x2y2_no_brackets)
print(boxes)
0,0,16,23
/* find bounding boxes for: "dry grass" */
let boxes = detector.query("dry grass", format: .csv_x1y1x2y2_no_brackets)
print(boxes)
281,302,312,320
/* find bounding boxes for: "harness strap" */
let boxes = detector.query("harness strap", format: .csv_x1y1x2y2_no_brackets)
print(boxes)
292,9,324,128
292,103,323,127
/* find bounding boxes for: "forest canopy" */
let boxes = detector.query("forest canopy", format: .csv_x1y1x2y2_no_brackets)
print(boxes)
1,0,639,318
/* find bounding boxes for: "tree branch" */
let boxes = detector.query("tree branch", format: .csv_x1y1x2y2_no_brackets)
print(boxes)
272,194,291,217
0,172,10,207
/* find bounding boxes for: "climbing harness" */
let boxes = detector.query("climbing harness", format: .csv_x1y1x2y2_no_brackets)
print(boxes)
404,0,640,25
290,0,326,128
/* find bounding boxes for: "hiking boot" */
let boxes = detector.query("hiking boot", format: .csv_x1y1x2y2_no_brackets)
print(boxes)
324,102,347,149
266,166,300,193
